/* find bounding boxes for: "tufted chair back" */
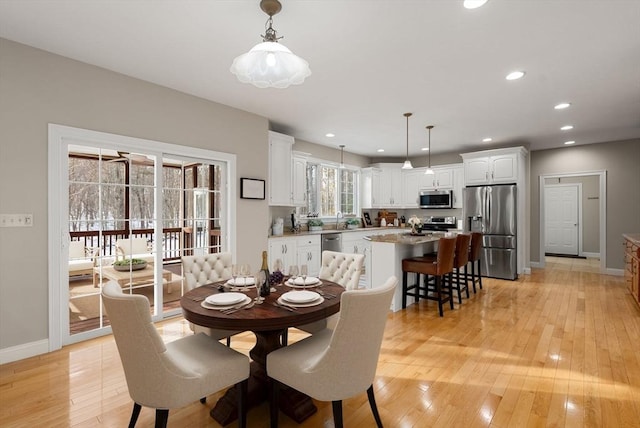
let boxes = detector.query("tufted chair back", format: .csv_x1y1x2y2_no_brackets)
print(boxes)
318,251,365,290
182,252,233,291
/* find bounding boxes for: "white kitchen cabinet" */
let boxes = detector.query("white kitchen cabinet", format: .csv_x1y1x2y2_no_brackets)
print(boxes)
452,165,464,208
360,168,374,209
422,167,454,190
371,163,403,207
268,131,294,206
341,231,373,288
292,153,308,206
402,168,425,207
462,149,523,186
268,237,297,273
295,235,321,277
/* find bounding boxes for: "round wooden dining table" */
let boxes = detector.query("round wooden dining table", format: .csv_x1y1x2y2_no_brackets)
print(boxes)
180,279,344,425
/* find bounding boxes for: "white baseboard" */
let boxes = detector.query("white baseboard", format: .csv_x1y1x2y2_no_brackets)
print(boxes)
0,339,49,365
582,252,600,259
530,261,542,268
605,268,624,277
523,267,531,275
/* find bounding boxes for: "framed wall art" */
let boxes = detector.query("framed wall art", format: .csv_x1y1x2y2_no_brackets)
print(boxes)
240,178,265,200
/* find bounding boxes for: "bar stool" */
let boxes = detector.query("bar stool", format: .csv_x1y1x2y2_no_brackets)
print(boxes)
468,232,483,293
401,236,456,317
449,233,471,304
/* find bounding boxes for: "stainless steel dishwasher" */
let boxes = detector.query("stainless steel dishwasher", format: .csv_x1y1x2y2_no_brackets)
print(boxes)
321,232,342,253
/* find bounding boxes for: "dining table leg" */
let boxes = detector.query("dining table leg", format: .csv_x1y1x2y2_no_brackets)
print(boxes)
210,329,317,425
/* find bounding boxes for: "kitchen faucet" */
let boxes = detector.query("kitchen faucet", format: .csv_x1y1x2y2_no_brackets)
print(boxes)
336,211,343,229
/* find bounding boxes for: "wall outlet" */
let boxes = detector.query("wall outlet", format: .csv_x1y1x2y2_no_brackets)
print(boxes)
0,214,34,227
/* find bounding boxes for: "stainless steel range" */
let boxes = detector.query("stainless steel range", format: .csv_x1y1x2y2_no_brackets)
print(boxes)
422,216,457,231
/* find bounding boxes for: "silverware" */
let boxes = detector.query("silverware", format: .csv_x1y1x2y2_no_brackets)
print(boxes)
272,302,296,312
190,296,206,302
222,301,255,314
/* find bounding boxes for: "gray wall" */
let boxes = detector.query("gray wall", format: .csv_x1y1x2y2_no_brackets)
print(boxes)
544,175,600,254
0,39,270,350
530,139,640,269
293,139,371,168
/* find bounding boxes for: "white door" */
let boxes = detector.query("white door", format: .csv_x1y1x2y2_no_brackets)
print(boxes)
544,184,579,255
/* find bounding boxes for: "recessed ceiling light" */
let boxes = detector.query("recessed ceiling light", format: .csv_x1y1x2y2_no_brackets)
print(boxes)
482,137,493,142
377,149,385,153
564,140,575,145
463,0,488,9
505,71,525,80
325,133,335,138
421,147,429,151
560,125,574,131
554,102,571,110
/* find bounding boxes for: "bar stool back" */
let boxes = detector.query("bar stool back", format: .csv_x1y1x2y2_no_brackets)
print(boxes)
401,236,456,317
450,233,471,304
469,232,483,293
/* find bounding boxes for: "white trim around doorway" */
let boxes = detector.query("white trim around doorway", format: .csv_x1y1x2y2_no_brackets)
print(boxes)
538,170,606,274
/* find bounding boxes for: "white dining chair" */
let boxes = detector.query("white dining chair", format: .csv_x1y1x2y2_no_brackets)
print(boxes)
295,251,364,336
101,281,250,428
182,252,240,346
267,276,397,428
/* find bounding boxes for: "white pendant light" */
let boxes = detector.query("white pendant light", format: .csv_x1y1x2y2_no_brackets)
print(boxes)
425,125,435,175
230,0,311,89
401,113,414,169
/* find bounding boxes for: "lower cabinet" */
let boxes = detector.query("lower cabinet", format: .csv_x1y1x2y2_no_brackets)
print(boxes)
624,235,640,309
268,235,320,277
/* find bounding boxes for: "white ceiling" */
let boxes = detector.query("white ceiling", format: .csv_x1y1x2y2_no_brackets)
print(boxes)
1,0,639,157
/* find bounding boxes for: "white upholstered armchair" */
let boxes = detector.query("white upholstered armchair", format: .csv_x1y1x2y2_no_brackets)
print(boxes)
101,281,249,428
68,240,96,277
268,276,398,428
295,251,365,335
181,253,239,346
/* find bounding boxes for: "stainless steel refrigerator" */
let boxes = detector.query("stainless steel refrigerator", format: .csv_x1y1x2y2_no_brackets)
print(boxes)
463,184,517,280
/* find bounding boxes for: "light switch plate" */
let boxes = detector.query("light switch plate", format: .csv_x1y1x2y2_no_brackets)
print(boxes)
0,214,34,227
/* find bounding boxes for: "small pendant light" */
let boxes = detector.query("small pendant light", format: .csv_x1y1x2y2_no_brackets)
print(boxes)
339,144,345,169
401,113,414,169
425,125,435,175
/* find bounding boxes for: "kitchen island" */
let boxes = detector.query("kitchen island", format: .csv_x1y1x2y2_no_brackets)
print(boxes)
368,231,456,311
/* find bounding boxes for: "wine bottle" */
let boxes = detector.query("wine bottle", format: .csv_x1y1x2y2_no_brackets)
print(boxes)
259,250,271,297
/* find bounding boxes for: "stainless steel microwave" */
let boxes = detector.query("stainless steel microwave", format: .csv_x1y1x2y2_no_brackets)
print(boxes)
419,190,453,209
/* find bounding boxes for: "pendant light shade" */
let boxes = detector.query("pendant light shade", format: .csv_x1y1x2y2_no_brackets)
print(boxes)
230,0,311,88
425,125,435,175
401,113,414,169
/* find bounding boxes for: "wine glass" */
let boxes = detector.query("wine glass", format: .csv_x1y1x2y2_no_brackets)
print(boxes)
273,258,284,286
240,264,250,286
254,271,266,304
300,264,308,289
288,265,299,286
231,264,239,285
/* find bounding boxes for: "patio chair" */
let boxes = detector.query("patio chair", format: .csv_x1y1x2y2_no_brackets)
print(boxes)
115,237,155,264
68,240,95,277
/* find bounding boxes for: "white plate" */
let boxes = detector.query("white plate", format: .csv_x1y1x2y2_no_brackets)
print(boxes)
277,295,325,308
226,277,255,286
289,276,320,286
282,290,320,304
201,295,251,310
205,292,245,306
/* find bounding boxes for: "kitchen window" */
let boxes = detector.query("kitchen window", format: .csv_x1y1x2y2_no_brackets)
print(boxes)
301,163,359,218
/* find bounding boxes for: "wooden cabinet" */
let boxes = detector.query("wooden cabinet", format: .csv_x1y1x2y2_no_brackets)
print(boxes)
462,151,520,185
291,154,308,206
268,131,294,206
623,234,640,309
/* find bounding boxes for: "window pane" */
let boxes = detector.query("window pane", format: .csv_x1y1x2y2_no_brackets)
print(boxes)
340,169,356,215
304,164,318,216
320,166,337,217
130,162,155,186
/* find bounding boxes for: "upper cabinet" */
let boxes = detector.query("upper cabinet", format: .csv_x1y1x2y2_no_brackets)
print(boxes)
422,167,454,190
268,131,294,206
291,153,308,206
370,163,403,208
461,148,527,186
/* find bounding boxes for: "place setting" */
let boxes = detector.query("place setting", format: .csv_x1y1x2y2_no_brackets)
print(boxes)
200,292,253,313
284,264,322,288
277,289,324,309
223,264,257,290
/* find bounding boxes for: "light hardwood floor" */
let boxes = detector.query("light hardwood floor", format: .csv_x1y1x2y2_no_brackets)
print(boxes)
2,258,639,427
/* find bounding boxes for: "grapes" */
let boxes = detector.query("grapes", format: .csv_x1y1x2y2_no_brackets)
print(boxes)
269,271,284,286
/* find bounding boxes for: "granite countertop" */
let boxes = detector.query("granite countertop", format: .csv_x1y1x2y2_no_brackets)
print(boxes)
271,226,408,237
623,233,640,246
368,231,454,245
